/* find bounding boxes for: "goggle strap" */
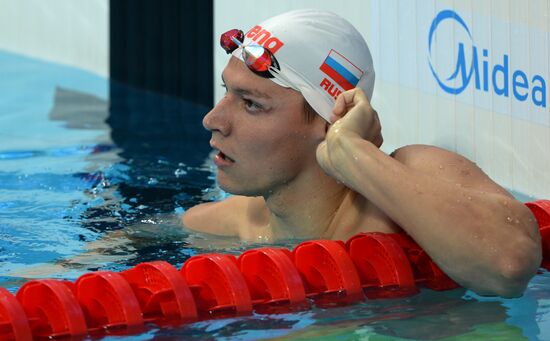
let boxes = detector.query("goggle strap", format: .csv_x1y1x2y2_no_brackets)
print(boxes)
267,67,300,92
224,30,300,92
230,36,243,47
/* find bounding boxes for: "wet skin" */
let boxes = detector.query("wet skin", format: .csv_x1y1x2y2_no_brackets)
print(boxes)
183,56,542,297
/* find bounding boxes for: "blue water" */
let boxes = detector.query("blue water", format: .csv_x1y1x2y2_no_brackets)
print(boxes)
1,49,550,340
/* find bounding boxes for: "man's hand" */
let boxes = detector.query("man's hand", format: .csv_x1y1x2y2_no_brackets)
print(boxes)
315,88,540,298
316,88,382,182
329,88,383,145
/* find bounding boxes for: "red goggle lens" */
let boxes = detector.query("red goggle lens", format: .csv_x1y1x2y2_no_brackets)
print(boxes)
220,29,279,78
242,44,273,72
220,29,244,54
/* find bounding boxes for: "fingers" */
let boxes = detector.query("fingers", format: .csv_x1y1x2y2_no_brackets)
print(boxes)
315,140,330,173
369,109,383,148
332,92,348,121
316,139,343,181
373,132,383,148
328,87,382,146
331,88,371,122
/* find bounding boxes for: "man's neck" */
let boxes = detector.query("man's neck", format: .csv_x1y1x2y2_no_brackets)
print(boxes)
262,166,350,240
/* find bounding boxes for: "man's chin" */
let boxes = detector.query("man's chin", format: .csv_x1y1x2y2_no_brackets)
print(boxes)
218,181,259,197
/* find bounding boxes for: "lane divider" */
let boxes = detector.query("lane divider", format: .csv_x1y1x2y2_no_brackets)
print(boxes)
1,200,548,340
526,200,550,270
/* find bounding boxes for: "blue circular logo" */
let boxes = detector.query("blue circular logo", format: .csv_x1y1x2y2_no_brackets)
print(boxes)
428,10,474,94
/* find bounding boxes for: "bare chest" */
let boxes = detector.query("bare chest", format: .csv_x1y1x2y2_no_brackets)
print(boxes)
328,196,401,241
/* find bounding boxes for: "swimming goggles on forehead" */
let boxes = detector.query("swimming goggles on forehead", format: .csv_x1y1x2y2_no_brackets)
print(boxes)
220,29,299,91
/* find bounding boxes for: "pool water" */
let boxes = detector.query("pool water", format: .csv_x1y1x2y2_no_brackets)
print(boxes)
1,49,550,340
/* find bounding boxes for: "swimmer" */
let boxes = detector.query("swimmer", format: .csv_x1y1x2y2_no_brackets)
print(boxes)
182,9,541,297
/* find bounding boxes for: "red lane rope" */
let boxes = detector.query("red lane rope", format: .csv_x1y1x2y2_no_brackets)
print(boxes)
1,200,548,340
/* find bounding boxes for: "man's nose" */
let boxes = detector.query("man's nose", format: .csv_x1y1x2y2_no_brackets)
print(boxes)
203,99,231,136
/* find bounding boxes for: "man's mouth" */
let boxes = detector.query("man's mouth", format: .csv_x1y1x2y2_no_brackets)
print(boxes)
217,151,235,162
210,140,235,165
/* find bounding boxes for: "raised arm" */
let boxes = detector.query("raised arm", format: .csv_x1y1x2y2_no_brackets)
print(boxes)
316,88,542,297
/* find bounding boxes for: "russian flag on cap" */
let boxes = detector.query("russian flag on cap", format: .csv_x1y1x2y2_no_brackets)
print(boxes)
319,49,364,91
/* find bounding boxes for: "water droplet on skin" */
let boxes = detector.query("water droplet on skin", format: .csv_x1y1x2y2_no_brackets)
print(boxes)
504,263,515,272
515,219,520,224
439,165,444,170
467,196,472,200
353,156,358,161
506,216,513,223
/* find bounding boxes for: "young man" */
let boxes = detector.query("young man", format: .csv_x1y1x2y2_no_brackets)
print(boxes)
182,9,541,297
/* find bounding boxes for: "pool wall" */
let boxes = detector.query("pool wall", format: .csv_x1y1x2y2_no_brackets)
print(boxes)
2,1,548,199
214,0,550,199
0,0,108,77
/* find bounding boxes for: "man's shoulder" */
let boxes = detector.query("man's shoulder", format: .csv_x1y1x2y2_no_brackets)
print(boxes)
390,144,512,195
391,144,457,163
391,144,476,172
181,196,267,237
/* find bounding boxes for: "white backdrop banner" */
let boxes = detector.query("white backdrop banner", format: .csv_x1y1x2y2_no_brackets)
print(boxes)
214,0,550,198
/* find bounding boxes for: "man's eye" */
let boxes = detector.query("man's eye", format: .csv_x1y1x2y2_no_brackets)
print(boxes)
243,98,262,112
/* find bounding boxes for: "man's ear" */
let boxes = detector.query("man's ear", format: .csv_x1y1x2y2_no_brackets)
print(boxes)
318,116,331,136
312,116,328,143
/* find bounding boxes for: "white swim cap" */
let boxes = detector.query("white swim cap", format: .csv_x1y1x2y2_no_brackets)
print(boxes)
231,9,375,122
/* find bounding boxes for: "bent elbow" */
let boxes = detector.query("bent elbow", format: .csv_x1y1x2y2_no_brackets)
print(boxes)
493,240,542,298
